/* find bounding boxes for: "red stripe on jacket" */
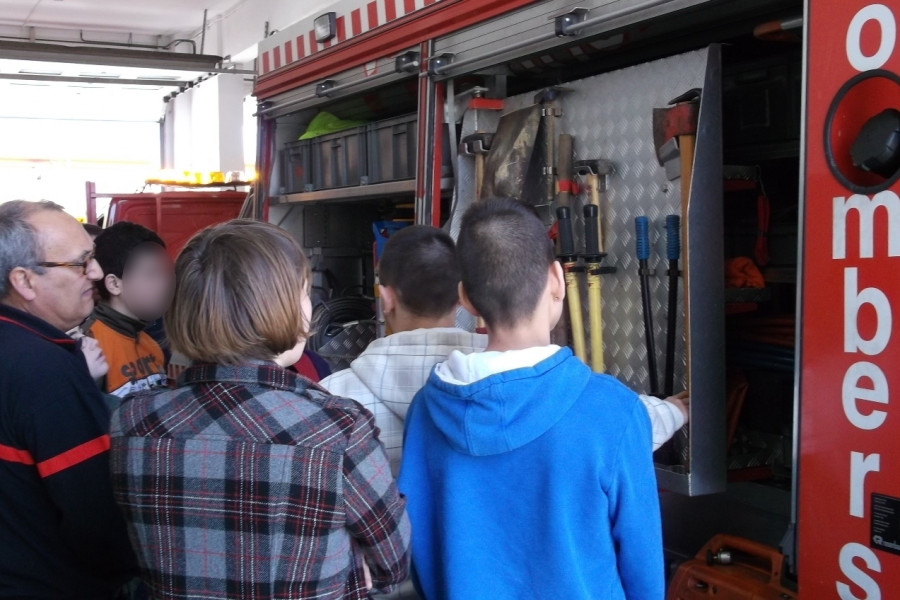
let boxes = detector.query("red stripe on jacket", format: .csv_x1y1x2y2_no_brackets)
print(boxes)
36,435,110,478
0,443,35,466
0,316,75,346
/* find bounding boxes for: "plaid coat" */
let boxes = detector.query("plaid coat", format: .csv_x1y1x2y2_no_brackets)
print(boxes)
109,361,411,600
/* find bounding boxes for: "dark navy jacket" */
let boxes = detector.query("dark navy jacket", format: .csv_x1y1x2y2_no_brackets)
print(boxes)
0,304,137,598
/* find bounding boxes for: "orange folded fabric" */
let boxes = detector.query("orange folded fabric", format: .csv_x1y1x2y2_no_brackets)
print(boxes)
725,257,765,289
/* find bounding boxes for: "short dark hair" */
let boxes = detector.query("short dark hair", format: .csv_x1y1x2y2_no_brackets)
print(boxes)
457,198,554,329
94,221,166,300
82,223,103,238
378,225,460,318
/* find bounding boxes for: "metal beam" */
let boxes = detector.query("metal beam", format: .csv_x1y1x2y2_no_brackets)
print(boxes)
0,40,227,72
0,73,184,86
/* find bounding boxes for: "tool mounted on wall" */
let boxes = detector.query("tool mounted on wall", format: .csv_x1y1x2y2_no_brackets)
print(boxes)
653,87,701,394
583,204,616,373
574,159,614,251
575,158,616,373
551,133,576,349
536,87,568,224
555,134,576,211
664,214,681,397
460,133,493,202
556,205,586,363
635,215,660,394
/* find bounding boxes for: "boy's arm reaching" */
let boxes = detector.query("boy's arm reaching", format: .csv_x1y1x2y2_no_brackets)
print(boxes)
638,392,689,450
608,400,665,600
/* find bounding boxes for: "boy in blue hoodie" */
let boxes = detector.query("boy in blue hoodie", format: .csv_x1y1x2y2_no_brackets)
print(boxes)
398,198,664,600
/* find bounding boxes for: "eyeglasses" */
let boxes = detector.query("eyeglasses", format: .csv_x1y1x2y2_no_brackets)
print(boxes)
36,253,97,276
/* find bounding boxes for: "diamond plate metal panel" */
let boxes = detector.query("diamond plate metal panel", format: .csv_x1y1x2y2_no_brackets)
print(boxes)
317,321,377,372
497,49,710,395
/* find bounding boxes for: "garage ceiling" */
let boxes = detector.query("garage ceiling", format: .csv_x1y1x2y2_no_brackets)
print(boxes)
0,0,251,121
0,0,237,37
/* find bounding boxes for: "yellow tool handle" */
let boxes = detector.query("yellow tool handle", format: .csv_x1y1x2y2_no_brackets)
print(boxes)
564,270,586,363
586,266,604,373
475,156,485,203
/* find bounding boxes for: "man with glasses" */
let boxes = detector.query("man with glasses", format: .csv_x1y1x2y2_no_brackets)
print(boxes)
0,201,137,598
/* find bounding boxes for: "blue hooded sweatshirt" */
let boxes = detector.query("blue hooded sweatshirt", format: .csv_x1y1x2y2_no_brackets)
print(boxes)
398,346,664,600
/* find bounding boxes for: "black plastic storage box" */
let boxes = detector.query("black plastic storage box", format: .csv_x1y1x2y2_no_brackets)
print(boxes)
367,114,418,183
723,53,802,150
282,140,313,194
311,125,368,189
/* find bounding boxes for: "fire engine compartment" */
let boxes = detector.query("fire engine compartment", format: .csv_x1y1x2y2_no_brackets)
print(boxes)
259,0,803,580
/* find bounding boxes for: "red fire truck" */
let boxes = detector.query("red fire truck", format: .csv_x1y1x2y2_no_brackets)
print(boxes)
251,0,900,596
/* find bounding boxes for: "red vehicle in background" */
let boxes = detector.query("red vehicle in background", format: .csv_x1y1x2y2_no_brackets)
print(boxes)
86,181,249,260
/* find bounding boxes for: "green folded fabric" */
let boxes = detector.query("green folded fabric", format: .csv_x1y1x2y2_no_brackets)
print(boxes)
299,111,367,140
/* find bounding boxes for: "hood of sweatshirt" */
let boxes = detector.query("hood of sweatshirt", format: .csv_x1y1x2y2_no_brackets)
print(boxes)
347,327,487,419
423,346,592,456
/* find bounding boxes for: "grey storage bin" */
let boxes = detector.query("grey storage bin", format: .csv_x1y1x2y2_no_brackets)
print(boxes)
312,126,368,189
367,114,418,183
282,140,314,194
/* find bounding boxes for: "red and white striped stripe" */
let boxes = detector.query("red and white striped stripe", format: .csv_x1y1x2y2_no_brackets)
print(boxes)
258,0,443,76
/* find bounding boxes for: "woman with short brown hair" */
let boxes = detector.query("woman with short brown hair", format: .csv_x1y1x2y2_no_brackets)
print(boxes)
109,219,410,600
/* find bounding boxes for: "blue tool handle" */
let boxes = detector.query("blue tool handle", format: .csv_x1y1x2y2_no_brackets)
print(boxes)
556,207,575,257
584,204,600,256
666,214,681,261
635,216,650,261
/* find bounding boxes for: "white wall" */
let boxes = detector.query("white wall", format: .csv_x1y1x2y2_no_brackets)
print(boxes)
217,73,248,172
179,0,340,63
164,0,340,173
167,73,250,173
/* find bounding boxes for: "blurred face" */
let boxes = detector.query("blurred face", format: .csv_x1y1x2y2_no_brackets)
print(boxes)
116,245,175,322
27,210,103,331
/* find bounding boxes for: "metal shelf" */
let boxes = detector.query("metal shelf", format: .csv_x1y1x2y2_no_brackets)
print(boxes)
724,287,773,304
275,178,454,204
724,140,800,163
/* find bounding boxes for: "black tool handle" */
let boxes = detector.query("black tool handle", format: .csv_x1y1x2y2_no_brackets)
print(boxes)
584,204,600,259
557,207,575,259
666,215,681,261
664,215,680,396
635,216,659,394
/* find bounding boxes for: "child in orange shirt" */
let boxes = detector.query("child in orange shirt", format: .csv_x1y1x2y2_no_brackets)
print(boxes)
87,222,175,397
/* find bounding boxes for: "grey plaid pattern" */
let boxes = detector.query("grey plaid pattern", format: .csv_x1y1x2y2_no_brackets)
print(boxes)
109,361,411,600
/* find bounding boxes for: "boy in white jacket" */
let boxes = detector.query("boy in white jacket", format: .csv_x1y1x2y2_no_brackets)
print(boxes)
322,225,688,478
322,226,485,476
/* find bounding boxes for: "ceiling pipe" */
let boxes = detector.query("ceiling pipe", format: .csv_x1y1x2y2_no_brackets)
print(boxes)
200,9,208,55
81,30,198,53
0,72,184,86
0,40,255,74
0,30,198,54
